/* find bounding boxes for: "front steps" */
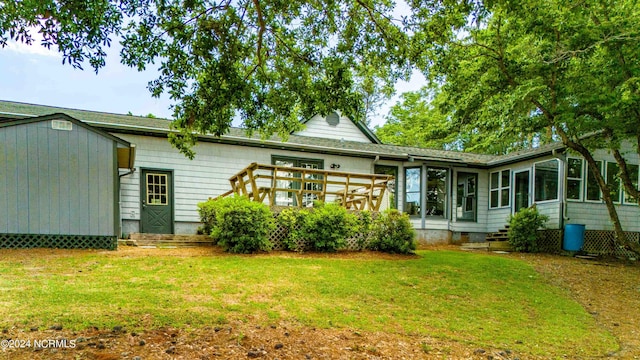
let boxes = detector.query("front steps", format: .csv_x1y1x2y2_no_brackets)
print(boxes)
120,234,215,248
485,226,510,241
461,225,512,251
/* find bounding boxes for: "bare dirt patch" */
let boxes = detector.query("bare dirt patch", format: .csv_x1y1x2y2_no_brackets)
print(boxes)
2,245,639,359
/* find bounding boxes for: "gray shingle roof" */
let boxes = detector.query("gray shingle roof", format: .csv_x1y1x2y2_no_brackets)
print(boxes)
0,100,561,167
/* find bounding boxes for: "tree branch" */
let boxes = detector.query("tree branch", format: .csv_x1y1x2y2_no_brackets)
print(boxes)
252,0,266,68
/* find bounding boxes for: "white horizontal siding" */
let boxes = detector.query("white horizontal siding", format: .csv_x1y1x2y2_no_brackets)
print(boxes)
116,134,375,226
410,218,451,230
566,202,640,232
536,202,561,229
486,208,511,232
294,114,372,143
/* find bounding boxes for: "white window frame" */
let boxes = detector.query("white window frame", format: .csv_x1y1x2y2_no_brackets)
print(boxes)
566,157,584,202
533,159,560,203
489,169,511,209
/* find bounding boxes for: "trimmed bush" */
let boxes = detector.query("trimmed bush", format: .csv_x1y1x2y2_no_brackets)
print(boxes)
368,209,416,254
300,202,359,252
198,195,274,253
508,205,549,253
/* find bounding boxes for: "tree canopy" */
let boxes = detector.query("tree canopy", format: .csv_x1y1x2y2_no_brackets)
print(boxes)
0,0,411,157
404,0,640,251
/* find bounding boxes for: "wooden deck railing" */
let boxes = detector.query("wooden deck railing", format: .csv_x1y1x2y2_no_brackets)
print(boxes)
213,162,394,211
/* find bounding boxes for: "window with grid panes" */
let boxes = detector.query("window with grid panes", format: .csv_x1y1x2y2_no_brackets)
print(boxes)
490,169,510,208
147,174,168,205
567,158,583,201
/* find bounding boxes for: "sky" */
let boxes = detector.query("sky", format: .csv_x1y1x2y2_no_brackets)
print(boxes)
0,39,425,129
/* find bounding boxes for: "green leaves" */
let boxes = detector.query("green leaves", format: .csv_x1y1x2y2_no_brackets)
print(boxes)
0,0,128,71
118,0,411,156
2,0,410,156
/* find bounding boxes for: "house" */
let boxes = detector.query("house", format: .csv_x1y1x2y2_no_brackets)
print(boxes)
1,100,639,253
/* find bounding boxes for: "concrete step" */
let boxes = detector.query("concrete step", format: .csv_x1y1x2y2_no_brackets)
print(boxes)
461,241,512,252
124,234,215,248
128,234,211,241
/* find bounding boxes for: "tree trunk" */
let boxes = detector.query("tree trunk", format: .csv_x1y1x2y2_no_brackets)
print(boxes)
555,129,640,256
612,149,639,206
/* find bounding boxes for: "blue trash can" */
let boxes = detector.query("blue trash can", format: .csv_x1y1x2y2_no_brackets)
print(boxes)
563,224,585,251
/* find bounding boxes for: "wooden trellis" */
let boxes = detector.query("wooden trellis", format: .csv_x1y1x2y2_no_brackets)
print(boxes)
214,162,394,211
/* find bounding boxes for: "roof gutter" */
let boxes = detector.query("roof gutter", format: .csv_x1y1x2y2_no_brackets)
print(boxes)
87,121,411,161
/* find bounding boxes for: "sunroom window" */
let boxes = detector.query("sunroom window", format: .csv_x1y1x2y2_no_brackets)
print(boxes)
534,159,559,202
606,162,622,203
404,167,421,216
567,158,583,201
490,170,510,208
586,161,603,201
623,164,639,204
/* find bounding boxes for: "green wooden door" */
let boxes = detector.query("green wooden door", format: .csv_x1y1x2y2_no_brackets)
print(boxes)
140,169,173,234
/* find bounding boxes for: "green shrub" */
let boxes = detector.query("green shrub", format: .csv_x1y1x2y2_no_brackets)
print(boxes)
368,209,416,254
197,198,219,235
508,205,549,253
300,202,359,252
198,195,274,253
276,207,309,252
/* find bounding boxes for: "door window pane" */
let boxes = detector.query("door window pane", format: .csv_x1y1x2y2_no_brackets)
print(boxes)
426,168,447,217
457,172,477,222
147,174,168,205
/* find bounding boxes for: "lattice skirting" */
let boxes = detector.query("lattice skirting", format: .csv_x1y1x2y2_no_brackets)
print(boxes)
266,223,370,251
537,230,563,253
537,229,639,257
266,207,373,251
0,233,117,250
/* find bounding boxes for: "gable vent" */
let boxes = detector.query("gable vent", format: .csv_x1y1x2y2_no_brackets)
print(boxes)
326,112,340,126
52,120,73,131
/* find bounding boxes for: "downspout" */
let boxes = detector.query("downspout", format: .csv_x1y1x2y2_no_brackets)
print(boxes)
421,163,426,229
118,144,137,239
552,149,568,229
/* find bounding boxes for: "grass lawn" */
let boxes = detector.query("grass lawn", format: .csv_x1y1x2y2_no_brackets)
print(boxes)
0,248,617,357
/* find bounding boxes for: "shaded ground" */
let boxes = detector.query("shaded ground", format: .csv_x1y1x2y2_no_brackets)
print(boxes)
1,246,639,359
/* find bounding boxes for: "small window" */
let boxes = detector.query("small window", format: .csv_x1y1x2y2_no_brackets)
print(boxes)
624,164,639,205
586,161,603,202
490,169,510,208
567,158,583,201
534,159,559,202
